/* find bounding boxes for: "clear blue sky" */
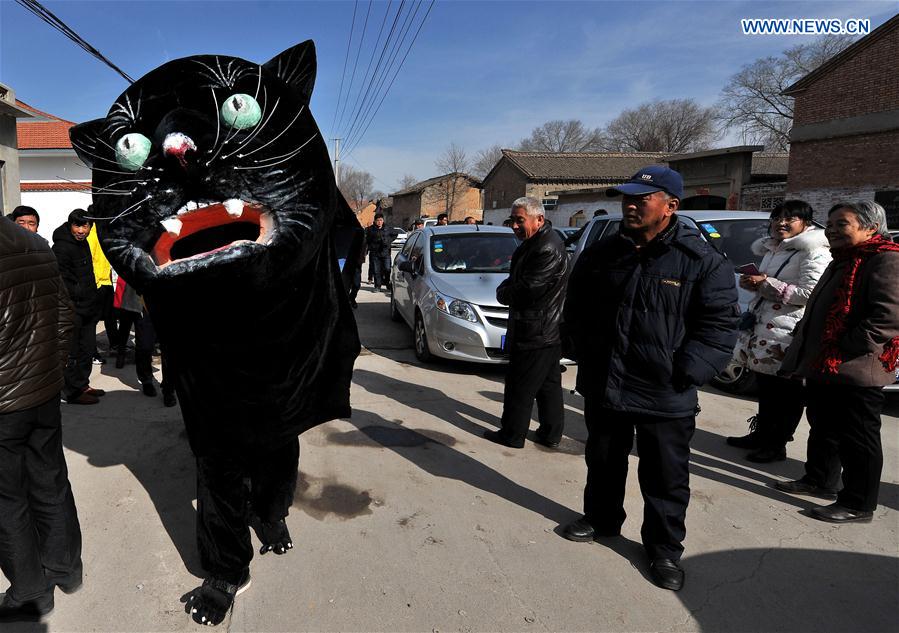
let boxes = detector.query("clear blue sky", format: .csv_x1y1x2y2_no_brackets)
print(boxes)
1,0,896,193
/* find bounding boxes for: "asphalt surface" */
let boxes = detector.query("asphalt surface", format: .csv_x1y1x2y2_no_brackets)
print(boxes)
4,280,898,632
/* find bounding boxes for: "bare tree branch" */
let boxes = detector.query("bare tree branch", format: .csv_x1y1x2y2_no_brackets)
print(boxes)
472,144,504,178
603,99,718,152
518,120,606,152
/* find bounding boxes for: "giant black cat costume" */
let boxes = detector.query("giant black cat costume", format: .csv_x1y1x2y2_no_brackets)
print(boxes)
70,41,360,625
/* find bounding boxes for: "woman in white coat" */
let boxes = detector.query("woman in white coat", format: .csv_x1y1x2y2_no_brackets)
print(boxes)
727,201,831,462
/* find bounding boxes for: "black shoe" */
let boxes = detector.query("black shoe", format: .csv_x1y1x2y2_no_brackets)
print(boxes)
56,577,83,594
256,518,294,555
811,502,874,523
534,435,561,449
774,479,838,499
561,517,595,542
142,382,157,397
163,391,177,407
349,298,357,309
746,446,786,463
0,592,54,621
115,350,126,369
483,429,524,449
649,558,684,591
726,416,763,448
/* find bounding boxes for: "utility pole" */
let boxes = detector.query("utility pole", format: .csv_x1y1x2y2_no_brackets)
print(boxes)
332,138,341,185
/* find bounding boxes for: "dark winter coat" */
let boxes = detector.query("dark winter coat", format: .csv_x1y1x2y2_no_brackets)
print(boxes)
0,218,75,413
564,218,740,418
780,250,899,387
366,224,395,259
497,222,569,351
51,222,98,318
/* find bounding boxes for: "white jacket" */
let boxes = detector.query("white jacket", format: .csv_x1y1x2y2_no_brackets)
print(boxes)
734,227,831,375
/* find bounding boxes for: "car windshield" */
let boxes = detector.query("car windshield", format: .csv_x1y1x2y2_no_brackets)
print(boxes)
693,219,770,269
429,233,519,273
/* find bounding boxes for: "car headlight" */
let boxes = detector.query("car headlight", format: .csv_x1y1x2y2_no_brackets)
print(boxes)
435,294,478,323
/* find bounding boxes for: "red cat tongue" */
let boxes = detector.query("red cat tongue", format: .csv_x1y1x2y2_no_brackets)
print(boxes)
152,203,263,265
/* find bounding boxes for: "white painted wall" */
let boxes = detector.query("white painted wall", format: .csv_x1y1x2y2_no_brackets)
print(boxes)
19,153,90,182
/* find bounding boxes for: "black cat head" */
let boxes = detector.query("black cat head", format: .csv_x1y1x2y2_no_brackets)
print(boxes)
70,41,338,293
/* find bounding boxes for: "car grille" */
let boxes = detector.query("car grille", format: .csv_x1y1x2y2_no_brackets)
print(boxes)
479,304,509,330
486,347,510,360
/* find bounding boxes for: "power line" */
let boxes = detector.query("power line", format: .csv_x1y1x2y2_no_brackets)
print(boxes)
344,1,421,150
330,0,358,136
335,0,373,135
338,0,397,143
340,0,407,148
15,0,134,83
344,0,434,158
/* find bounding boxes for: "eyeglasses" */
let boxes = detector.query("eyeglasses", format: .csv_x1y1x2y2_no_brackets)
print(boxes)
770,217,801,225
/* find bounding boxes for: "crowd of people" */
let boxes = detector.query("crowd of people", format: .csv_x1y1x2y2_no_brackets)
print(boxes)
1,167,897,618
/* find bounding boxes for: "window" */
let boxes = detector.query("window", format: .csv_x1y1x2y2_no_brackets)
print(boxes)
429,233,520,273
542,198,558,211
760,196,784,210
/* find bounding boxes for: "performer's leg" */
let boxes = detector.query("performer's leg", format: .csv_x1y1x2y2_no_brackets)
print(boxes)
249,439,299,555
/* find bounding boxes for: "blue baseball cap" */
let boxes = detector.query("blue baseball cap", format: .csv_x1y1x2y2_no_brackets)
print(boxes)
607,165,684,199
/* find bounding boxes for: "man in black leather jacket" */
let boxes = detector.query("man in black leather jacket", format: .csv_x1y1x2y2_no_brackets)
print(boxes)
561,166,739,592
484,197,569,449
365,213,395,292
0,217,83,620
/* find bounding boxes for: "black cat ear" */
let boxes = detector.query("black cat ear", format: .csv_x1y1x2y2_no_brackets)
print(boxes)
69,119,106,168
263,40,316,103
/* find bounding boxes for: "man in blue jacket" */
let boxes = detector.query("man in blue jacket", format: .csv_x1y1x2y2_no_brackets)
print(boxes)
562,166,739,591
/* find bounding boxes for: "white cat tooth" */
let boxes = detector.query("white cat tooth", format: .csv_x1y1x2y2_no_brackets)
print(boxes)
224,198,244,218
161,217,183,236
176,205,189,215
186,201,198,211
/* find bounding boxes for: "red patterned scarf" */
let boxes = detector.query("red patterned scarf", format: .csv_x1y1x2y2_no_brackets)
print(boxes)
814,234,899,375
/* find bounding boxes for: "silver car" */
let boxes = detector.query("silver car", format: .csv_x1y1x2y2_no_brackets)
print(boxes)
390,225,519,363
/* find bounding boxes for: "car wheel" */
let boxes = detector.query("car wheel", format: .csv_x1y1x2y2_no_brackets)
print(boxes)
413,311,433,362
712,359,758,394
390,289,402,322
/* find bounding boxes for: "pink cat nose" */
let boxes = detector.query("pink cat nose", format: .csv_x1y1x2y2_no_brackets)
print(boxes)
162,132,197,168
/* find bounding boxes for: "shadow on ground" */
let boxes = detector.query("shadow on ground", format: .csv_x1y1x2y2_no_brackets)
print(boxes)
678,548,898,632
328,410,579,525
61,392,201,577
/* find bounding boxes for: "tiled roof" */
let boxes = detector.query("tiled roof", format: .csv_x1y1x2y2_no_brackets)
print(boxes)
499,150,668,181
751,153,789,176
392,172,481,197
15,100,76,150
21,181,90,192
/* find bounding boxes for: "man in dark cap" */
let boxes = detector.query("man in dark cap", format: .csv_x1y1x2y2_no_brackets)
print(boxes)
562,166,739,591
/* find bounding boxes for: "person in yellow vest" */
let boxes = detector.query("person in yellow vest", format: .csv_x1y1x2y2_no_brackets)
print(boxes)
87,221,117,364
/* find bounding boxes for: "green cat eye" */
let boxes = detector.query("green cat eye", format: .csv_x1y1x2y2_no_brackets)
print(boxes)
221,93,262,130
115,133,153,171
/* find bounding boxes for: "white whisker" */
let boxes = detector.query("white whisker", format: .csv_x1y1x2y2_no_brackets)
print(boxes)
233,105,304,159
209,87,221,152
233,133,317,170
110,195,153,224
222,95,282,159
253,133,318,163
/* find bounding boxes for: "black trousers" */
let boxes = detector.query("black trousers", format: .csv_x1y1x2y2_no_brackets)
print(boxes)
803,381,885,511
583,399,694,561
133,311,174,395
499,344,564,446
755,372,806,447
196,439,299,584
0,397,82,601
370,254,391,289
63,313,97,400
97,285,118,349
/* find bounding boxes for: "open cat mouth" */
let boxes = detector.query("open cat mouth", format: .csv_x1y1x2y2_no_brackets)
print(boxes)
152,199,275,267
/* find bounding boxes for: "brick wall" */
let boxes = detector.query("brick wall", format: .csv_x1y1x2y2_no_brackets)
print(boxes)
793,26,899,124
788,130,899,190
740,182,788,211
482,161,528,212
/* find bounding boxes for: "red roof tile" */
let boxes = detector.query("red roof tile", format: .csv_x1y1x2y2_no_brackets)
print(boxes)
15,100,76,150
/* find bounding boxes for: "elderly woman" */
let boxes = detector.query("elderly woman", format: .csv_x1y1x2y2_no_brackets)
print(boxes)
776,201,899,523
727,200,831,462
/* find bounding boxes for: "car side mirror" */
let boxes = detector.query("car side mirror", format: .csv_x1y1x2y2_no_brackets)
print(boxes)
398,260,414,274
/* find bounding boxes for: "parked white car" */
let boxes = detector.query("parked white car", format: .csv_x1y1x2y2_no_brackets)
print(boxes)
390,225,519,363
391,227,408,248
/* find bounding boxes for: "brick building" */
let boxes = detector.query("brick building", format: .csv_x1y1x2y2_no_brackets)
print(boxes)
783,13,899,227
391,172,481,228
480,150,666,225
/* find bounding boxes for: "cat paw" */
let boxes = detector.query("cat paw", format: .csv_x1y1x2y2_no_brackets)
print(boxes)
181,571,250,626
258,518,294,555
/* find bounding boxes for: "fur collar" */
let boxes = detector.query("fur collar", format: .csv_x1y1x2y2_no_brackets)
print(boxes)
751,226,828,257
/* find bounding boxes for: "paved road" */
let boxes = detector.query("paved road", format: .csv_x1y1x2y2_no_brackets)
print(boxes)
7,281,898,632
